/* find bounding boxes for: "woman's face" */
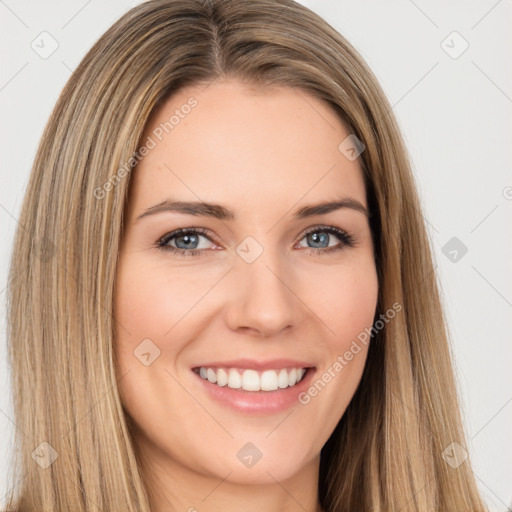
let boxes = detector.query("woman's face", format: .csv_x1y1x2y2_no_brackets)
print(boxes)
114,78,378,485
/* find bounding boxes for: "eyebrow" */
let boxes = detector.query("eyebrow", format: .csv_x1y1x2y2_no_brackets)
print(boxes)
136,197,370,222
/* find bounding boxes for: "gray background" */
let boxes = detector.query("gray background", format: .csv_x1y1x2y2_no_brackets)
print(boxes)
1,0,511,510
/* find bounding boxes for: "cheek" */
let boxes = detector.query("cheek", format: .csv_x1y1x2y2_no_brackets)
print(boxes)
113,255,208,352
112,256,185,405
294,270,377,431
112,255,201,440
303,257,378,414
112,253,226,410
318,257,379,348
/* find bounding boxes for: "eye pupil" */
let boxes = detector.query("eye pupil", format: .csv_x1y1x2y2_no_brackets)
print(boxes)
176,234,199,249
308,232,329,248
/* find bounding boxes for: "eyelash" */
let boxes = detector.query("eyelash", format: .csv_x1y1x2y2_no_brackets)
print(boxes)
155,225,356,258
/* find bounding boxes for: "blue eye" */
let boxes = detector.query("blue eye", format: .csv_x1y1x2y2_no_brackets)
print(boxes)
156,228,214,257
298,226,355,255
156,225,355,257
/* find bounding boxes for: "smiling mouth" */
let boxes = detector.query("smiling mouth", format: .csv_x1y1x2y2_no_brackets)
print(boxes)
192,366,314,392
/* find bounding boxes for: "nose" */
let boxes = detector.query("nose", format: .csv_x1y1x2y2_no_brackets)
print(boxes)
224,252,301,337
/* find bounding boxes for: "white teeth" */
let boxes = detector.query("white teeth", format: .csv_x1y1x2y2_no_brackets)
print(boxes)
278,368,289,388
242,369,260,391
207,368,217,383
196,366,308,391
216,368,228,386
227,368,242,389
261,369,278,391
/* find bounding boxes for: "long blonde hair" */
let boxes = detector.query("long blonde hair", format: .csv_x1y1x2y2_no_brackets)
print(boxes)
5,0,487,510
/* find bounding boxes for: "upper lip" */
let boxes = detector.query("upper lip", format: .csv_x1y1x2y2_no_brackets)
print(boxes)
191,358,315,371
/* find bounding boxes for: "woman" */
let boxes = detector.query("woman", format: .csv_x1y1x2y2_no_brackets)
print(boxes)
4,0,488,510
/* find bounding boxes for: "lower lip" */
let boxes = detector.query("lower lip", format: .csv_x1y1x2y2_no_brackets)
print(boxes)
192,368,317,415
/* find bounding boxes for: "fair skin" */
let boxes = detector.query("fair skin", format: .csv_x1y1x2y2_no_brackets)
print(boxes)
114,79,378,512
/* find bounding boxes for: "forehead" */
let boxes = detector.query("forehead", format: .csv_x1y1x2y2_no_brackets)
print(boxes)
129,79,367,215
